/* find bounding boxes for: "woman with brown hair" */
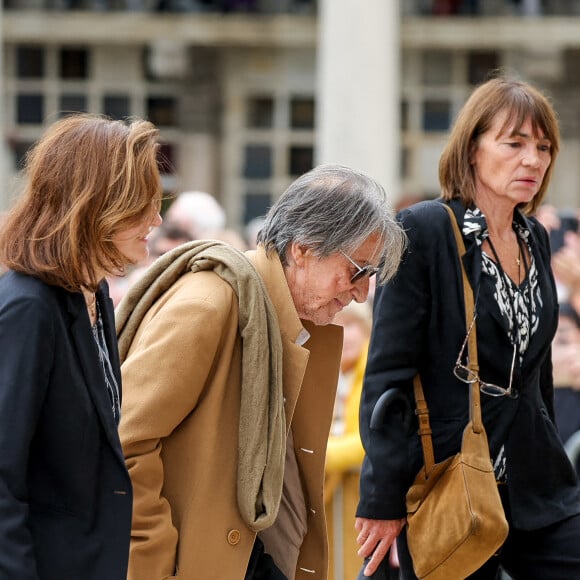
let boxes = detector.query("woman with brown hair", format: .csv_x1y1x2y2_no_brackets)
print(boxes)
356,76,580,579
0,114,162,579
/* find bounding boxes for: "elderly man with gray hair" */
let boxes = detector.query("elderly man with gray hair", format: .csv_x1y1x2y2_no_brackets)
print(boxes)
117,163,406,580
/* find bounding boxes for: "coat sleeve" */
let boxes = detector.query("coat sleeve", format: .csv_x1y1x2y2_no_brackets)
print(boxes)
119,277,237,580
0,291,53,579
357,207,432,520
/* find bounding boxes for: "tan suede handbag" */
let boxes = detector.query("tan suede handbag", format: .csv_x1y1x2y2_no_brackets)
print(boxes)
405,205,509,580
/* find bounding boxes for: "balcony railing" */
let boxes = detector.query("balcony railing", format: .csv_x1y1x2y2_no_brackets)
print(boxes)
404,0,580,17
3,0,316,13
5,0,580,15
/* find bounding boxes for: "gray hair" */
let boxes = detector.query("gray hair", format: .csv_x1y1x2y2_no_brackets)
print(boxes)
256,163,407,282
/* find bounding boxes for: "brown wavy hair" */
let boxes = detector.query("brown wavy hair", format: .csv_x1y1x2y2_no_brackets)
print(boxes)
439,75,560,215
0,114,162,292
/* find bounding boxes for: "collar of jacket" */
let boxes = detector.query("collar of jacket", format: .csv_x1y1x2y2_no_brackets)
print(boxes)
440,197,556,370
441,198,533,296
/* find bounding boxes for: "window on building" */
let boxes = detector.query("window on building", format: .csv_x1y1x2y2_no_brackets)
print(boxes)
17,46,44,78
290,97,315,129
289,145,313,176
468,51,499,85
422,99,451,132
103,95,130,120
147,96,177,127
60,48,89,79
244,192,271,224
17,94,44,124
157,142,176,175
244,145,272,178
247,96,274,128
59,94,88,117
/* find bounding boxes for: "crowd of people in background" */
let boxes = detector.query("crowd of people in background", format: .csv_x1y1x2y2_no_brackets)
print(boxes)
537,204,580,472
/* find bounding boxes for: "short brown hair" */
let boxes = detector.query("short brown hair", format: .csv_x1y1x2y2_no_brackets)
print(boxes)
439,76,560,215
0,114,162,292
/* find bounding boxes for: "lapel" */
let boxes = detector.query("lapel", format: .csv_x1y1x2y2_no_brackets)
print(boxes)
248,247,343,441
64,284,124,459
444,198,483,305
445,198,521,333
520,217,558,368
294,318,343,429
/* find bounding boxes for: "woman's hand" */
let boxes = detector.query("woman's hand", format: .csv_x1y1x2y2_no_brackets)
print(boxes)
355,516,406,576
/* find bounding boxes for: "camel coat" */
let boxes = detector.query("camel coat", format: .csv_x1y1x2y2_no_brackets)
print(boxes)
119,246,342,580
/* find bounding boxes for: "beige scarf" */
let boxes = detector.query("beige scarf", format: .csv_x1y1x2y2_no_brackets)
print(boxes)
116,240,286,532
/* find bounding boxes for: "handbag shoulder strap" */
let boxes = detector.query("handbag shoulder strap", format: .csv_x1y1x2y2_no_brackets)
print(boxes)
413,375,434,472
443,204,484,434
413,203,483,476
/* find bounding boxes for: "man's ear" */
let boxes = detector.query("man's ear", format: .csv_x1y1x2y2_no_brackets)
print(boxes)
288,242,310,266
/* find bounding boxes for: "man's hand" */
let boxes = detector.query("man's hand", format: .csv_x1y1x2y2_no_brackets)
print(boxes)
355,516,406,577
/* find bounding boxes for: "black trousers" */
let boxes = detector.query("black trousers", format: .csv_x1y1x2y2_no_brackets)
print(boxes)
245,537,287,580
392,486,580,580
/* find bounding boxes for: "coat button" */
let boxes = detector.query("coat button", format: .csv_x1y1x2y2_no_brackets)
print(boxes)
227,529,241,545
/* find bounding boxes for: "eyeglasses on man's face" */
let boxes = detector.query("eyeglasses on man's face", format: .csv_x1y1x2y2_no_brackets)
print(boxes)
340,250,380,284
453,313,518,398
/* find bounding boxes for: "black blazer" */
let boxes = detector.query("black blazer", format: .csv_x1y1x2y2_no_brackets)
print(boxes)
358,199,580,530
0,271,132,579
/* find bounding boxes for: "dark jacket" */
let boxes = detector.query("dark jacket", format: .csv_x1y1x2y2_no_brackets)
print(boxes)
0,271,132,579
357,198,580,530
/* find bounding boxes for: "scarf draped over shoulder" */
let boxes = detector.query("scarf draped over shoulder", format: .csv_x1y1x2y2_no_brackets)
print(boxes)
116,239,286,532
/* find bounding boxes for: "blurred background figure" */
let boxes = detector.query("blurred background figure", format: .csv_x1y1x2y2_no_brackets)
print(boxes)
536,204,580,476
537,204,580,308
163,190,226,240
245,215,266,250
325,301,398,579
148,222,193,259
553,302,580,474
551,220,580,315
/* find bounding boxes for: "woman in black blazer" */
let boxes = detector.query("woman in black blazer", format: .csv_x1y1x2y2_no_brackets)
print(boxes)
0,114,163,579
356,77,580,579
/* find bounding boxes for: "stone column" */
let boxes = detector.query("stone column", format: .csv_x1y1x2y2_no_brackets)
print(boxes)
176,46,221,200
316,0,401,203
